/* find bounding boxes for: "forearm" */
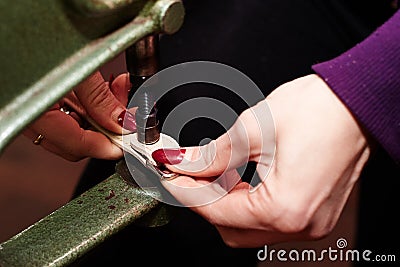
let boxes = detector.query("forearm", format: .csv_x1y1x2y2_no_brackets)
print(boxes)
312,10,400,164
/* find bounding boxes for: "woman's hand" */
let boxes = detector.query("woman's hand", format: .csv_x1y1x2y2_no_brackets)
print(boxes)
152,74,372,247
24,71,135,161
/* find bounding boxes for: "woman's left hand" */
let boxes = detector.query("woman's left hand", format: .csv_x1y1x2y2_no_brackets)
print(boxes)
24,71,134,161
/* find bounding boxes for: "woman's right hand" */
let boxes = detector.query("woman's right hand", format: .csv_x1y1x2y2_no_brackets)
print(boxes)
153,74,371,247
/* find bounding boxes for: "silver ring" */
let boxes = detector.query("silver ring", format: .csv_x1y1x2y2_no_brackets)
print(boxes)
60,106,71,115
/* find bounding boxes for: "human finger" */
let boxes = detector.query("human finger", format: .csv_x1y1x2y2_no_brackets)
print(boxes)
109,73,130,106
25,109,122,161
152,100,275,178
74,71,135,133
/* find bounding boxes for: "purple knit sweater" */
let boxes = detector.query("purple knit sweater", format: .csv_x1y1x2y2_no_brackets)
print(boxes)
312,10,400,164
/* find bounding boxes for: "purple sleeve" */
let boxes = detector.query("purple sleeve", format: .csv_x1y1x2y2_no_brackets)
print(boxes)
312,10,400,164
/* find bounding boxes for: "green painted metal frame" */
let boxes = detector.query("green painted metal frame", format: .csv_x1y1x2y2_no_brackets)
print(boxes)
0,0,184,152
0,0,184,266
0,161,177,267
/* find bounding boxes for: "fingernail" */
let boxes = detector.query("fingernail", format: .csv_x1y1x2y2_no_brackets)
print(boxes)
117,110,136,132
152,148,186,165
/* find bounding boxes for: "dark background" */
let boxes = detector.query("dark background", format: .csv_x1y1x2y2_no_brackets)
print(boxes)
0,53,360,267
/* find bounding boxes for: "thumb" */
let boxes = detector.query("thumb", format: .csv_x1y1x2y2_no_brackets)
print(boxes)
74,71,135,133
109,73,130,106
152,136,234,177
152,103,270,177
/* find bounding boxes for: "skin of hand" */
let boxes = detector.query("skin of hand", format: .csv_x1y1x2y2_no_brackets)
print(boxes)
24,71,131,161
156,74,372,247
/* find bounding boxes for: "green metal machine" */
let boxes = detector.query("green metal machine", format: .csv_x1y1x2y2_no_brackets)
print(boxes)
0,1,185,266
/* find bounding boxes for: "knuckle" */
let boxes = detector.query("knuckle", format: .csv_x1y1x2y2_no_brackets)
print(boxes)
86,84,114,110
258,198,311,234
275,211,309,234
237,108,262,149
209,141,229,175
308,218,336,240
309,228,332,240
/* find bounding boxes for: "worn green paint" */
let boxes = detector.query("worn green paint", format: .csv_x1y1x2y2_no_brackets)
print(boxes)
71,0,142,17
0,161,173,267
0,0,184,154
0,0,184,265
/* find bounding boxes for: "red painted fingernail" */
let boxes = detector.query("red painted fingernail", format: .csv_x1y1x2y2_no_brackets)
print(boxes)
152,148,186,165
117,110,136,132
109,73,115,85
